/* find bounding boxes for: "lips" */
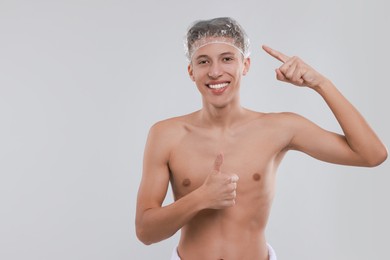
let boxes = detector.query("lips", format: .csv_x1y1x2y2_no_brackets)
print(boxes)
207,82,229,89
205,82,230,95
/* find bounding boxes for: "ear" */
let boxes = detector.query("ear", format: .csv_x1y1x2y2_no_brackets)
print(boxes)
188,63,195,82
242,57,251,76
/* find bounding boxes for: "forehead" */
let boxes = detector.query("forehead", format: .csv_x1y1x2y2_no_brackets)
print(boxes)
192,41,241,59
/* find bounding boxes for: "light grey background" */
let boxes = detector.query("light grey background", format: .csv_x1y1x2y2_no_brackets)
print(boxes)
0,0,389,259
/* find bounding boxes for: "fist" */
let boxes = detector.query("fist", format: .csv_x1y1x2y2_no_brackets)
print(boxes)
201,153,239,210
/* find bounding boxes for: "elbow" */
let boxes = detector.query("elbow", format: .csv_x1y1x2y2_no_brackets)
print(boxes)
136,225,154,245
136,209,163,245
136,220,173,245
365,146,388,167
135,211,154,245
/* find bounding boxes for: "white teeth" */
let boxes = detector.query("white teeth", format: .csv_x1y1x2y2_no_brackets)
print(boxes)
208,83,229,89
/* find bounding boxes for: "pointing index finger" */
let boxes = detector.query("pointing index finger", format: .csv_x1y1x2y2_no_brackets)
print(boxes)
262,45,290,63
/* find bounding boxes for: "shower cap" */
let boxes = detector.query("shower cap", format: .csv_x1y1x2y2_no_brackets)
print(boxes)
185,17,250,62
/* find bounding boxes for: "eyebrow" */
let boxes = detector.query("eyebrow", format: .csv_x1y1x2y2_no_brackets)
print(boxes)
195,54,209,60
195,52,236,60
220,52,236,56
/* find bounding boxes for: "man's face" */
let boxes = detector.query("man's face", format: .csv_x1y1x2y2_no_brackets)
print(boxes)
188,40,250,108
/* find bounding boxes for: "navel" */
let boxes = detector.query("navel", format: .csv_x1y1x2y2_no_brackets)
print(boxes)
182,178,191,187
252,173,261,181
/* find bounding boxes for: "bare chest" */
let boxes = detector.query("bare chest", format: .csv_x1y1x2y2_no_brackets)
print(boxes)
169,127,287,199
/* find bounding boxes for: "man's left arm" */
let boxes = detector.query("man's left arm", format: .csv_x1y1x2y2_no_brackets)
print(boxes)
263,45,387,166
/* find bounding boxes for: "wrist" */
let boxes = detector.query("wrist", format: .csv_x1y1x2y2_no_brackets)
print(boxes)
191,185,208,211
311,77,334,94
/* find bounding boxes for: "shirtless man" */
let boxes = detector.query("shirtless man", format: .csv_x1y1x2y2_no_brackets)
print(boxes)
135,17,387,260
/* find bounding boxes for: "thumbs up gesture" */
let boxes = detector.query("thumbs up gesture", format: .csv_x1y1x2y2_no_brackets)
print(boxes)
200,153,239,210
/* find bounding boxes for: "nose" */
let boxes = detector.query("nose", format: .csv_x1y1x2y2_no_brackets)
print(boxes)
207,62,223,79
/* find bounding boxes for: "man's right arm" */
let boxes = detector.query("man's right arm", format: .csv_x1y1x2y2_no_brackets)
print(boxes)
135,122,204,245
135,122,237,245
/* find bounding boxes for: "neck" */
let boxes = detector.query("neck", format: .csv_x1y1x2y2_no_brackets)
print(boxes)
200,100,245,129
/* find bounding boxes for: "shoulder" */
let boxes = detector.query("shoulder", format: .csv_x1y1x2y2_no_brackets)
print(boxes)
144,114,196,163
260,111,321,144
248,111,313,139
250,110,306,127
263,111,302,119
147,112,197,143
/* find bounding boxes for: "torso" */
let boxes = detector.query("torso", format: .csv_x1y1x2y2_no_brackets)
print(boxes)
165,109,292,260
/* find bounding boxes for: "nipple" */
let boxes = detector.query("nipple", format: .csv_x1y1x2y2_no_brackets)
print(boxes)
252,173,261,181
182,178,191,187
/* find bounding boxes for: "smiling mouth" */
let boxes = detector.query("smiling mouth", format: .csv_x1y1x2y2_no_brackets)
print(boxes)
206,82,230,89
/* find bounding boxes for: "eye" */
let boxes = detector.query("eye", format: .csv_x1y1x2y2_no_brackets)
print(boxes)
222,56,234,62
198,59,209,65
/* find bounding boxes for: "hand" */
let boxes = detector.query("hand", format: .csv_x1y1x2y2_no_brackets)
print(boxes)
262,45,327,89
200,153,239,210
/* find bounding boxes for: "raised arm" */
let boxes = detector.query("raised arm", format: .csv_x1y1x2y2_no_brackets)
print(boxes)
136,122,238,245
262,45,387,166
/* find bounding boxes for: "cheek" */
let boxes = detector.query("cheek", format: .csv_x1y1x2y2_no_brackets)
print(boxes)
229,67,244,79
192,68,207,81
224,63,243,76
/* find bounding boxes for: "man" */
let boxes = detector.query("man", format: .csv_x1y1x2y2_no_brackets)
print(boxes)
135,17,387,260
